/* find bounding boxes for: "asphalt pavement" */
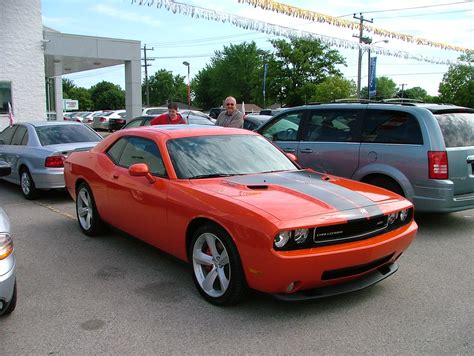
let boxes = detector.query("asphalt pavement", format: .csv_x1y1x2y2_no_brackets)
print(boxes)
0,180,472,355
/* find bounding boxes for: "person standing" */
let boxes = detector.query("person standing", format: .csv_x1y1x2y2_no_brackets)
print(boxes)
150,103,186,125
215,96,244,128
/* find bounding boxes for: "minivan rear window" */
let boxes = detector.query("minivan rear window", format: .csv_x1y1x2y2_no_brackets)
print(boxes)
435,113,474,147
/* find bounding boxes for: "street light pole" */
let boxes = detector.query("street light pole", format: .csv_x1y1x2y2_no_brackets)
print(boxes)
183,61,190,110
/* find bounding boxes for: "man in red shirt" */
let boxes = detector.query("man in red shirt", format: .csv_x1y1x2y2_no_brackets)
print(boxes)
150,103,186,125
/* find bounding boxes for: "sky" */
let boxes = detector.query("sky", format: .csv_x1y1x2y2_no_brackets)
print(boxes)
41,0,474,97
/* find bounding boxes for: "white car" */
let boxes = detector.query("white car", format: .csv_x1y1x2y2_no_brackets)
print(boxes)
92,110,126,131
142,107,168,116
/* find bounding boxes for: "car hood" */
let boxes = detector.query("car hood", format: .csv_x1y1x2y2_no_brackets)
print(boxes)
191,170,398,221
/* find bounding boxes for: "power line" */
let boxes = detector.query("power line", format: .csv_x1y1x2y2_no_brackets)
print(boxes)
338,1,472,17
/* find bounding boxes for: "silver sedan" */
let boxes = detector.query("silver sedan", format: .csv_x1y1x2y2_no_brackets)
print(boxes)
0,121,102,199
0,161,15,317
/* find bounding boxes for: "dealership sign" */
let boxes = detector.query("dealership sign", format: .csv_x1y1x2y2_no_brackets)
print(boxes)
63,99,79,111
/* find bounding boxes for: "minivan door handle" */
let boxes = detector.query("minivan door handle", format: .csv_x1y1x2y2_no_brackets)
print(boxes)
283,148,295,153
300,148,313,153
467,155,474,164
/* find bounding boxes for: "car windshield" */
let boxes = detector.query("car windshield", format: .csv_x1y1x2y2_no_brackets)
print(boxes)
35,125,101,146
435,112,474,147
167,134,297,179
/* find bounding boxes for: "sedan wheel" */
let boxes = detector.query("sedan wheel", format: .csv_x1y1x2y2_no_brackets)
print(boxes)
190,224,246,305
76,182,105,236
20,169,38,200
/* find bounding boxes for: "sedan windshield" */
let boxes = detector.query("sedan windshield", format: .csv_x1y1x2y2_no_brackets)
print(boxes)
36,125,101,146
167,134,298,179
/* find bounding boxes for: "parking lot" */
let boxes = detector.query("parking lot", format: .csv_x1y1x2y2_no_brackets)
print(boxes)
0,180,472,354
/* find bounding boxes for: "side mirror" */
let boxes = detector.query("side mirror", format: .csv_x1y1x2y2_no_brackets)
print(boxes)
286,153,298,162
129,163,156,184
0,161,12,177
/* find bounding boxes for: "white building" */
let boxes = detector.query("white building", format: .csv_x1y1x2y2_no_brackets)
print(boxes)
0,0,142,130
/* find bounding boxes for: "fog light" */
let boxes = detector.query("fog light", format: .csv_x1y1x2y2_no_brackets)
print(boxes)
399,209,409,222
274,231,291,248
294,229,309,244
388,212,398,225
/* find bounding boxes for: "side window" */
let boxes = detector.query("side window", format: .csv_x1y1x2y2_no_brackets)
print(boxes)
0,125,17,145
303,110,362,142
125,119,143,128
118,137,166,177
11,126,28,145
106,137,128,164
261,111,304,141
243,120,257,131
363,110,423,145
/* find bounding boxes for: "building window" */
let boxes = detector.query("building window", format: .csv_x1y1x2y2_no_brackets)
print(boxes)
0,81,12,114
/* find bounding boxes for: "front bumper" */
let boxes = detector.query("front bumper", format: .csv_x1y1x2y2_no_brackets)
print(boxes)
0,253,16,307
243,221,417,296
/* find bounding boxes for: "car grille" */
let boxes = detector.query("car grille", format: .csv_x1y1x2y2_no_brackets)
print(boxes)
312,215,388,246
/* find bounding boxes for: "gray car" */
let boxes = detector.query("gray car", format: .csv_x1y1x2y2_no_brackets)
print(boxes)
258,102,474,213
0,161,16,317
0,121,102,199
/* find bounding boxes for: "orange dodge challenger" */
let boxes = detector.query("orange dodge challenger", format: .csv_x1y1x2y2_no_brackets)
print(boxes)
64,125,417,306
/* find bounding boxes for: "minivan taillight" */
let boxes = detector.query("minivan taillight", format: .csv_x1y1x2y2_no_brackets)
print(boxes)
45,156,65,168
428,151,448,179
99,117,107,122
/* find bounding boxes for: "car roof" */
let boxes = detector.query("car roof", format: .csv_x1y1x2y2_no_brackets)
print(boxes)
119,124,253,139
16,121,85,127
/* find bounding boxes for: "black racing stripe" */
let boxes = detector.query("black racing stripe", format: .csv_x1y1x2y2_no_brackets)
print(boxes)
227,170,384,215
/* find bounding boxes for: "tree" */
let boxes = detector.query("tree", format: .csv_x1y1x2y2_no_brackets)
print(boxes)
267,38,346,106
438,53,474,108
69,87,93,110
193,42,268,109
397,86,428,101
145,69,187,106
62,78,76,98
89,81,125,110
311,76,356,103
361,76,397,99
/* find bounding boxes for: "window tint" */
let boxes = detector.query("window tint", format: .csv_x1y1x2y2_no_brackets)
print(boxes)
434,112,474,147
117,137,166,177
123,119,143,129
243,120,257,130
35,125,101,146
0,126,17,145
261,111,304,141
303,110,361,142
363,110,423,145
106,137,128,163
11,126,28,145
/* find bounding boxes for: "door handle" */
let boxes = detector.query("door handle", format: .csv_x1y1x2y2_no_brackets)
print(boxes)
283,148,295,153
467,155,474,164
300,148,313,153
112,174,119,179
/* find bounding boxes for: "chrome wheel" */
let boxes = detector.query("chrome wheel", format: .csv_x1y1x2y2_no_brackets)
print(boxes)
77,187,93,231
21,171,31,195
192,232,231,298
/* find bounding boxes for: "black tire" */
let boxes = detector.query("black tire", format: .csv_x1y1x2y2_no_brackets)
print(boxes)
76,182,105,236
366,176,404,197
189,223,247,306
1,281,17,316
20,168,39,200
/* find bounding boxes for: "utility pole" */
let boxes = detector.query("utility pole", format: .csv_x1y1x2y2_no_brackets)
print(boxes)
353,13,373,99
141,44,156,107
400,83,408,98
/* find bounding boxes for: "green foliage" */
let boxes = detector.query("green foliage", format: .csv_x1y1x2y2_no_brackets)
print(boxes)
439,53,474,108
267,37,346,106
397,86,428,101
311,76,356,103
193,42,268,109
144,69,187,106
69,87,93,110
361,76,398,100
89,81,125,110
62,78,75,98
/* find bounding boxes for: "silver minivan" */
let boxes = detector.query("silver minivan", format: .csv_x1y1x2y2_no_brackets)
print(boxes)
258,103,474,213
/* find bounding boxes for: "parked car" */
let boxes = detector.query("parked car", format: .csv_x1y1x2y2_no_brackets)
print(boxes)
92,110,126,131
258,102,474,213
181,110,215,125
208,107,224,120
243,114,272,131
259,108,288,116
0,161,16,317
116,114,214,130
64,125,417,305
0,121,102,199
142,107,168,116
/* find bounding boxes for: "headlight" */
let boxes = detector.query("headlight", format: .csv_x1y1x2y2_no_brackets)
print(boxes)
399,209,409,222
294,229,309,244
274,231,291,248
387,212,398,225
0,233,13,260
